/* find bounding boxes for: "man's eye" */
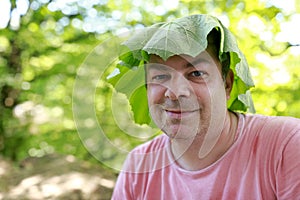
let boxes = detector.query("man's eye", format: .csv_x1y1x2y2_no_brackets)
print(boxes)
152,74,169,81
190,71,205,77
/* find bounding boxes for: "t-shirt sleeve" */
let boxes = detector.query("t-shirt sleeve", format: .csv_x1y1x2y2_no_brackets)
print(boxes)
111,151,136,200
111,170,133,200
276,127,300,199
111,135,167,199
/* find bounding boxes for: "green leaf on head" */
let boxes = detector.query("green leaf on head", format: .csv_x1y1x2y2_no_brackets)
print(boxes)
107,14,255,125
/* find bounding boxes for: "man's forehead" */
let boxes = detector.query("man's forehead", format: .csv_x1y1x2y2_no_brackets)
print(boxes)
149,54,164,62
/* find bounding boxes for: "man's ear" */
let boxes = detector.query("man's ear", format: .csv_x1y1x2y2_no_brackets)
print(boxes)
225,69,234,100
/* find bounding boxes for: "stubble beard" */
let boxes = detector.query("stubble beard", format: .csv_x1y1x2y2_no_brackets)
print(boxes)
160,107,210,142
149,97,211,142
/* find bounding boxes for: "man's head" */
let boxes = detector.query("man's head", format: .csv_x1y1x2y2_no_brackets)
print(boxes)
145,27,234,139
113,14,255,128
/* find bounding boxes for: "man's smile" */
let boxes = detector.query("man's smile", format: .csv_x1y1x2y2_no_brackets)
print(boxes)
164,109,199,119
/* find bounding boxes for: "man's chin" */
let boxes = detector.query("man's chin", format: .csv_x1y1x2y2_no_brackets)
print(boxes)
163,125,199,141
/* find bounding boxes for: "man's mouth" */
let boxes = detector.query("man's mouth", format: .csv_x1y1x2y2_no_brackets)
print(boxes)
164,109,198,119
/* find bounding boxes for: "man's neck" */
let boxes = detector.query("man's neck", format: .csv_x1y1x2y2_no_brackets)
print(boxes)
170,111,239,171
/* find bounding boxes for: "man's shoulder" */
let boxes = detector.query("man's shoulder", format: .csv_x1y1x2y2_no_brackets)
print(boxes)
244,113,300,130
122,134,171,173
235,114,300,163
241,113,300,143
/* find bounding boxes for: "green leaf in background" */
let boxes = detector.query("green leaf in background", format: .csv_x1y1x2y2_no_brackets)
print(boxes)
108,14,255,125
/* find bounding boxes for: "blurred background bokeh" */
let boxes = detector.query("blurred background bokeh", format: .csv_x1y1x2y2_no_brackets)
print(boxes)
0,0,299,199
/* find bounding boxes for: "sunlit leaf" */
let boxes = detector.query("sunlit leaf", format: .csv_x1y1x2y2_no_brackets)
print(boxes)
112,14,256,124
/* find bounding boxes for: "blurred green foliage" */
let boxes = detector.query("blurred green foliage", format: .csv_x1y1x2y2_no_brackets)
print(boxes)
0,0,299,170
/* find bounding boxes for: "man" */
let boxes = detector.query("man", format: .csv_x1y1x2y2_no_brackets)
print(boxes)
111,14,300,199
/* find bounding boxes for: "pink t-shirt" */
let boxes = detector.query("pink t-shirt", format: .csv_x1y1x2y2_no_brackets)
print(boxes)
112,114,300,200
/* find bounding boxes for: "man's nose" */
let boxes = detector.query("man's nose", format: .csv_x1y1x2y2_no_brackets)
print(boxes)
164,75,191,100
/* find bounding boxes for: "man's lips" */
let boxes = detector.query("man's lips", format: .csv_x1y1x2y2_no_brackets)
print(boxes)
164,109,198,119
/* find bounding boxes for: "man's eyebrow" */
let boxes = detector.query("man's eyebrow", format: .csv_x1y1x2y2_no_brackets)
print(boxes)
146,63,169,70
186,57,210,68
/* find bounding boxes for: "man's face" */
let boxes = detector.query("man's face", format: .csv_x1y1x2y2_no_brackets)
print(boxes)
146,48,232,140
